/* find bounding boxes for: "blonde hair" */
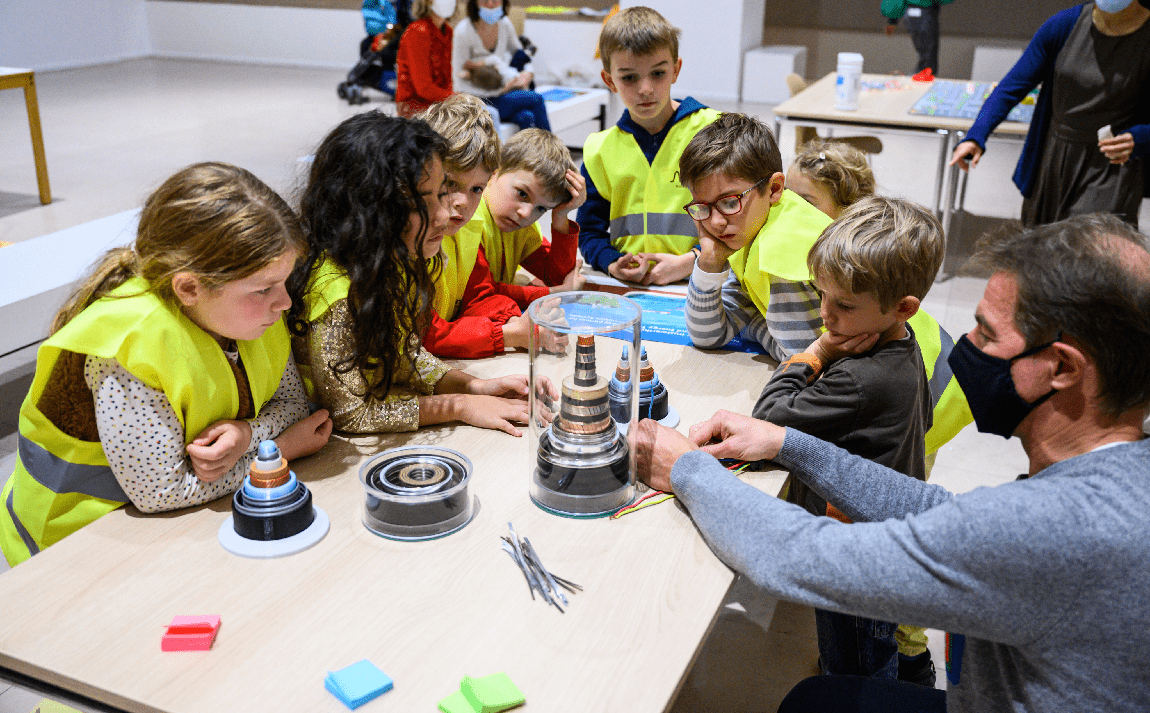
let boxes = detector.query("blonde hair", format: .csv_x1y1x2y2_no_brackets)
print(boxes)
807,195,944,311
679,113,782,191
53,162,304,333
598,6,680,72
792,138,875,211
498,128,576,204
416,94,501,175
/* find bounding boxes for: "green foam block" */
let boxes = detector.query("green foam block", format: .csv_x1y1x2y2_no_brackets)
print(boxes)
461,672,525,712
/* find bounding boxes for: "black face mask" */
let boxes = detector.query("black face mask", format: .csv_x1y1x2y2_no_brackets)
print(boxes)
948,333,1060,439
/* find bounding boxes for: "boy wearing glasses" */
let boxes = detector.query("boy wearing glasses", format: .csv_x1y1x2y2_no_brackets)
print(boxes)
681,113,830,360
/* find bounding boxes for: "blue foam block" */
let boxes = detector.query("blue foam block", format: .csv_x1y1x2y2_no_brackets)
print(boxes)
325,659,394,709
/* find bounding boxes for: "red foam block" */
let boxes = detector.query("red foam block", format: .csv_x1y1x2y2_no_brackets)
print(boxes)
162,615,221,652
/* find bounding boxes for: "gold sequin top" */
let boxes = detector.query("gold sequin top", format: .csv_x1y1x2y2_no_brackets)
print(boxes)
292,299,451,433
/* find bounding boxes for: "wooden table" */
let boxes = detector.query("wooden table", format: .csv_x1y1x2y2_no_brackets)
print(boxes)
772,72,1029,240
0,341,784,712
0,67,51,205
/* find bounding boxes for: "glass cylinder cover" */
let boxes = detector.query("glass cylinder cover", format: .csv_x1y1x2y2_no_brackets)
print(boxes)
527,291,641,517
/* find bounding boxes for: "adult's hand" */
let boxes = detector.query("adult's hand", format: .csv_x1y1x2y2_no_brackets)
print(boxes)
1099,132,1135,164
630,418,699,492
949,140,983,171
688,409,786,462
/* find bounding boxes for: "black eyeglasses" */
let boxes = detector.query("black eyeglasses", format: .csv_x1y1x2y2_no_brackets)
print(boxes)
684,178,767,221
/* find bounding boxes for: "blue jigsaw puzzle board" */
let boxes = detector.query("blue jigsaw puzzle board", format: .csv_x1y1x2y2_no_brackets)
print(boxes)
910,80,1034,123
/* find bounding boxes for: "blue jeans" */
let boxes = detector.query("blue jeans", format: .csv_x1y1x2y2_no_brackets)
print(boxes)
485,90,550,131
815,608,900,678
778,675,946,713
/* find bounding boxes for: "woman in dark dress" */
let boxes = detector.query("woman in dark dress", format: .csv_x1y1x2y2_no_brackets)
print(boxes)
950,1,1150,226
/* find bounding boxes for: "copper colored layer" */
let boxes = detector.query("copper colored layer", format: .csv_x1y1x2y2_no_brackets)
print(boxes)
558,415,612,434
576,334,595,347
248,461,290,488
562,375,607,401
639,366,655,381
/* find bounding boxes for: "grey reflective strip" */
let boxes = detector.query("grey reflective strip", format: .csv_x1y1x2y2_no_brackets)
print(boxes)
608,214,646,241
5,483,40,556
608,213,698,241
928,325,956,409
644,213,698,238
18,435,128,502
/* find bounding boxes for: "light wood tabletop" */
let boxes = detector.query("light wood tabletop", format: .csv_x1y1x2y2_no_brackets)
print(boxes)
0,340,784,712
772,71,1030,135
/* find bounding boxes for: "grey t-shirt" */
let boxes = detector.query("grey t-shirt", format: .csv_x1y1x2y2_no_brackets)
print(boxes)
671,431,1150,712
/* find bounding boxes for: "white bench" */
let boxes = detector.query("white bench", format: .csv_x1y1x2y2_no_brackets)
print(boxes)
495,85,610,149
0,209,140,373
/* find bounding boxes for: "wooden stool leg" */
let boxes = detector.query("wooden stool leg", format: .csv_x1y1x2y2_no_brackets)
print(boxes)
22,75,52,205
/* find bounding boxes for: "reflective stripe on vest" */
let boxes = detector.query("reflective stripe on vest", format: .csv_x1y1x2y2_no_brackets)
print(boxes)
0,278,289,565
728,190,832,316
19,435,124,501
473,197,543,285
583,107,721,256
4,478,39,559
907,310,974,454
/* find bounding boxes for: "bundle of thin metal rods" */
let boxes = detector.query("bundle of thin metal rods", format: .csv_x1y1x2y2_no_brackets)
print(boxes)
501,522,582,613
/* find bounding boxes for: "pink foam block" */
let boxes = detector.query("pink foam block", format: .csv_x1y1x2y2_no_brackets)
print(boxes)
161,615,221,652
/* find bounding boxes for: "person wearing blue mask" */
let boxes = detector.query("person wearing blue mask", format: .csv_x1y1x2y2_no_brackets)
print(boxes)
950,1,1150,228
628,212,1150,712
453,0,550,131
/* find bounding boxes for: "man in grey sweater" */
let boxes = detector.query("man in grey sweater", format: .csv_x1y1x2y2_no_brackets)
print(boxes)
632,213,1150,712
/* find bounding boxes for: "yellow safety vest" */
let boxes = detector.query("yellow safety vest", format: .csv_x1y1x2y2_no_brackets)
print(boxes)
906,310,974,454
727,189,832,316
465,197,544,286
0,277,289,566
582,107,721,256
433,228,484,321
296,257,352,400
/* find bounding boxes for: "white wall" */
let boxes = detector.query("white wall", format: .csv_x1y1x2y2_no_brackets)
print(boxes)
146,1,363,68
624,0,766,102
0,0,150,71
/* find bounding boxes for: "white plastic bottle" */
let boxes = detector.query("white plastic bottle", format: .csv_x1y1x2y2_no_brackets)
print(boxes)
835,52,864,111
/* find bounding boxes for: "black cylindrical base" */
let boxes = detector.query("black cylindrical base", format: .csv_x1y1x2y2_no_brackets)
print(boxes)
231,484,316,541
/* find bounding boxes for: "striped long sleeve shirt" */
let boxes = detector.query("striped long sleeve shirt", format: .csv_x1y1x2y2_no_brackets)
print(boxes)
685,262,823,362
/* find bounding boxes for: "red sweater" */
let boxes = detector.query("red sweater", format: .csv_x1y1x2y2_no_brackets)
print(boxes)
423,246,549,359
519,222,580,286
395,17,453,118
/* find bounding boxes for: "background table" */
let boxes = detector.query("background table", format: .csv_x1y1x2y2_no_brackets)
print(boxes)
0,68,51,205
0,341,784,712
772,72,1029,240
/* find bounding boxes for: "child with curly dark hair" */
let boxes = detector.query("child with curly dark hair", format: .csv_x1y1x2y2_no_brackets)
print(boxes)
288,111,530,435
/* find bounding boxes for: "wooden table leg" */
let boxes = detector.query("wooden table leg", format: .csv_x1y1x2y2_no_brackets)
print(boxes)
22,74,52,204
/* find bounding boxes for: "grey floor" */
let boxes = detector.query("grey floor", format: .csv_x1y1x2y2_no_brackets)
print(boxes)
2,58,1147,712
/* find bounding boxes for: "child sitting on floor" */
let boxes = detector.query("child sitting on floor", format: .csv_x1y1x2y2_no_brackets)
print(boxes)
754,195,944,683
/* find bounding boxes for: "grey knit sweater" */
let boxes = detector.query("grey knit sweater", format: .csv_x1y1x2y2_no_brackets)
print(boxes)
671,431,1150,712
